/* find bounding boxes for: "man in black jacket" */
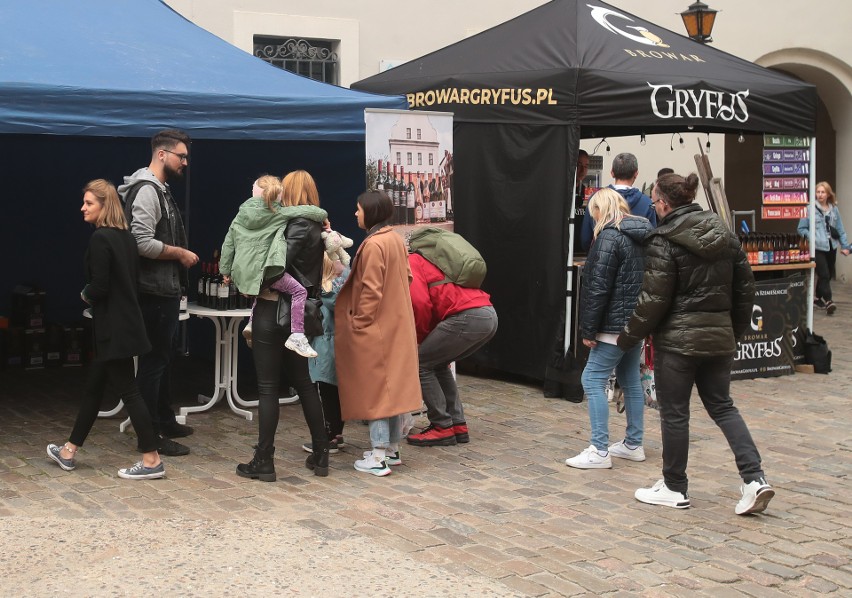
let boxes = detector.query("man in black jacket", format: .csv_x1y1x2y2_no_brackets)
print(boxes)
618,172,774,516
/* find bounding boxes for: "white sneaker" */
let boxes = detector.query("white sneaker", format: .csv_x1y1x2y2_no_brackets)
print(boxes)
608,440,646,462
363,449,402,466
354,452,392,476
635,479,690,508
735,478,775,515
565,445,612,469
285,333,318,358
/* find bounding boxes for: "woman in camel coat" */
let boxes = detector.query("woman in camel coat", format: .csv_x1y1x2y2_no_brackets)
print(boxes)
336,190,422,476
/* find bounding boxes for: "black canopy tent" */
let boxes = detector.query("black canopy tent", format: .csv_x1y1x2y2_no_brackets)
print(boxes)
353,0,817,382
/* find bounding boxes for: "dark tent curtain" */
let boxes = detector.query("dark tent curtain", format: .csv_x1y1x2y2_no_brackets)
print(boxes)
454,123,579,379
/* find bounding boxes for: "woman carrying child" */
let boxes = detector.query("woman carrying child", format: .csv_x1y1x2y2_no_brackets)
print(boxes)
219,171,330,481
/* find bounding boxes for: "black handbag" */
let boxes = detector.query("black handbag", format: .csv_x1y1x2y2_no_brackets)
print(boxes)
276,293,324,338
803,328,832,374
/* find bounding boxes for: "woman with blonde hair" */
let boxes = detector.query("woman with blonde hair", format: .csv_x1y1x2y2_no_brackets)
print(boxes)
797,181,851,315
47,180,163,480
566,188,652,469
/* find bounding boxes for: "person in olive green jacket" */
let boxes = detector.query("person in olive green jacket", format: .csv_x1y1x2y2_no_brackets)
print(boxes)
618,172,775,517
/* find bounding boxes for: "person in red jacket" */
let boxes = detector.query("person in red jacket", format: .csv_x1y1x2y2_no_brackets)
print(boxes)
406,252,498,446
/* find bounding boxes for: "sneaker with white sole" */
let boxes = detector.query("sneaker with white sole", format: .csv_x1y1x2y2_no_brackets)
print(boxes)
735,478,775,515
285,333,318,358
302,435,344,454
565,445,612,469
354,452,392,476
46,443,76,471
635,479,690,509
363,449,401,466
117,461,165,480
608,439,646,462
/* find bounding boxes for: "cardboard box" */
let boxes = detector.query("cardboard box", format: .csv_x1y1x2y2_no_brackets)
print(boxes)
63,326,85,367
24,328,45,369
11,285,46,329
3,327,25,368
45,324,64,367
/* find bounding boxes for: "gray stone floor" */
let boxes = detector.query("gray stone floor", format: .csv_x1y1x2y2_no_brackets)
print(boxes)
1,284,850,597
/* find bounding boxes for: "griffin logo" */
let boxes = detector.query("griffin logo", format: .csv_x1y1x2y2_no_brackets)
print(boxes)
589,5,671,48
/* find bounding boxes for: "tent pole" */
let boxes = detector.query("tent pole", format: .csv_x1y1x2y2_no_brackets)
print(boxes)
564,157,578,356
807,136,816,332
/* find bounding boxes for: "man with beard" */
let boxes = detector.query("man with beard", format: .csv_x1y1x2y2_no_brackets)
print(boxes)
119,130,199,456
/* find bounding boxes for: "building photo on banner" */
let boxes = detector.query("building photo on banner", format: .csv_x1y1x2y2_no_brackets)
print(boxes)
365,109,455,246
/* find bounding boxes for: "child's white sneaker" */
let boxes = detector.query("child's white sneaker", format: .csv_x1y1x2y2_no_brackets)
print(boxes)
242,321,253,348
285,333,317,358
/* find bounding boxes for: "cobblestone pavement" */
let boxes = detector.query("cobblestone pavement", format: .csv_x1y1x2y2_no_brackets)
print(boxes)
1,285,849,597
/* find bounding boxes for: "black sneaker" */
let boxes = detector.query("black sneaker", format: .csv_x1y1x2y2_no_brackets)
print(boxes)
814,298,827,309
158,436,190,456
160,421,194,438
825,300,837,315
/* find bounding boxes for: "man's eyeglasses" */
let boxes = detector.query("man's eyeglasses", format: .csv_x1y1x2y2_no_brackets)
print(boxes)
163,149,189,163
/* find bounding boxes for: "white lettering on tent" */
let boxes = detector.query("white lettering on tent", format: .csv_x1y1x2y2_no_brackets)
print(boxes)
648,83,749,123
589,5,670,48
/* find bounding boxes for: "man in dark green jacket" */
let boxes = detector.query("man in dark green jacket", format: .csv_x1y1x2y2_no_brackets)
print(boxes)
618,172,775,516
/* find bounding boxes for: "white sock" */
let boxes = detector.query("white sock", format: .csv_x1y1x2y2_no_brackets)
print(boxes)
388,442,399,454
290,332,306,341
597,449,608,457
371,448,386,462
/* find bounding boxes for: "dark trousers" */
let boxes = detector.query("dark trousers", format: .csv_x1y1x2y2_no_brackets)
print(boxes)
69,358,159,453
252,299,326,453
815,249,837,302
418,306,498,428
318,381,344,438
654,350,765,494
136,294,180,436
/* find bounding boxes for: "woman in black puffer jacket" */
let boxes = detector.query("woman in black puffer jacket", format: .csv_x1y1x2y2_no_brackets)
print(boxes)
618,172,774,516
565,188,652,470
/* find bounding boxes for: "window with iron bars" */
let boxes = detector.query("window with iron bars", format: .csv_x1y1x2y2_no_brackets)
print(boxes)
254,36,338,84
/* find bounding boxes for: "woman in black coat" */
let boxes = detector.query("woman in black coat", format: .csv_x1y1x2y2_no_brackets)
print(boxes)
47,180,164,480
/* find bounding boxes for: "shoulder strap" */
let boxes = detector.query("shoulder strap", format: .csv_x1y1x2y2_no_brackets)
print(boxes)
122,180,165,224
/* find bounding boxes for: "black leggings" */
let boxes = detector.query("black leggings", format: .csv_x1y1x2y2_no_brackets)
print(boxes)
69,358,159,453
252,299,327,452
318,381,344,438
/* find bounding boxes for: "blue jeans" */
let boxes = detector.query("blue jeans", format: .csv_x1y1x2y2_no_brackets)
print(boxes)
369,415,402,449
136,293,180,436
418,306,498,428
580,340,644,451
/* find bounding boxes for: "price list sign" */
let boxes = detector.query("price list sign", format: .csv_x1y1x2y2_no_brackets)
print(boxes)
761,135,809,220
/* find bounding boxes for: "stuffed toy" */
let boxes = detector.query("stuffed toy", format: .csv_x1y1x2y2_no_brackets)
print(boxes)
322,229,353,266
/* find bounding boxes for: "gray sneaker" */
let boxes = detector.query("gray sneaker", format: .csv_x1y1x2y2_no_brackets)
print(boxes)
47,443,76,471
117,461,165,480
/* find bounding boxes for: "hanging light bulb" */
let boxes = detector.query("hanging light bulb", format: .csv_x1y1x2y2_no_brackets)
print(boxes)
705,133,711,154
738,133,745,144
679,135,685,149
640,134,647,146
606,141,611,156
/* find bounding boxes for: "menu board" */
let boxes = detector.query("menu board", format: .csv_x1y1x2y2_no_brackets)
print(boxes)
762,135,810,219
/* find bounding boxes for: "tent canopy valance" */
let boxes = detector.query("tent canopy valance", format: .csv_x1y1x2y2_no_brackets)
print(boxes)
353,0,815,137
0,0,406,140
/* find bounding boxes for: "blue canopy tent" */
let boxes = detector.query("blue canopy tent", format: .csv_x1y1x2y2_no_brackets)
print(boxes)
0,0,405,323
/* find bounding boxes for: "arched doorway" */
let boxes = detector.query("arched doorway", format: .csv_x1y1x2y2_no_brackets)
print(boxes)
726,50,852,282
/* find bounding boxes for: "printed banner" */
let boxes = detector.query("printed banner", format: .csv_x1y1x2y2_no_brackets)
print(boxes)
732,278,801,380
365,109,454,246
763,177,808,190
762,191,808,204
762,206,808,219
